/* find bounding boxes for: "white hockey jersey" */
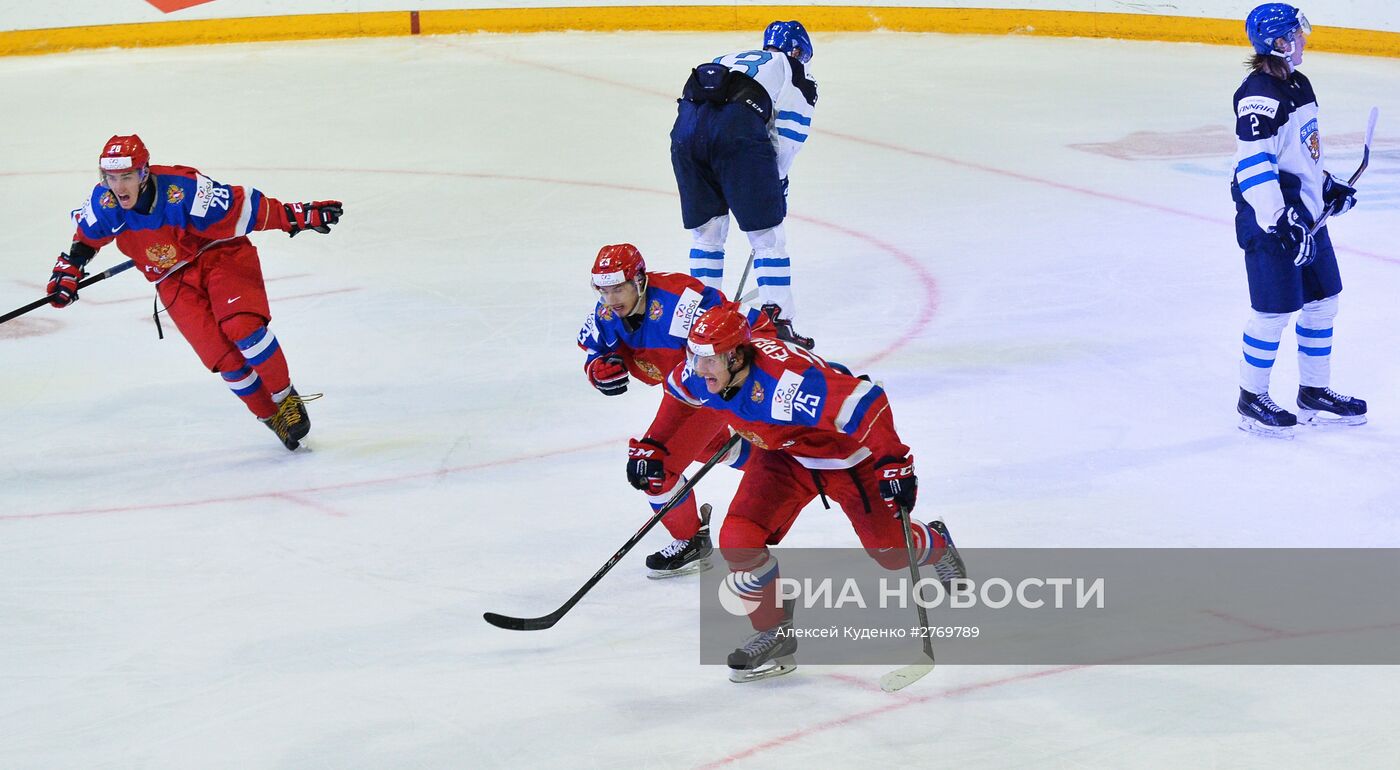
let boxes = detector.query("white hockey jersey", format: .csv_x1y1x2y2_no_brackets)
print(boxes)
712,50,818,178
1231,69,1327,234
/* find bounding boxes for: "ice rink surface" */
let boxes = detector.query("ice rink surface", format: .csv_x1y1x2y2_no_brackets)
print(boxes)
3,28,1400,769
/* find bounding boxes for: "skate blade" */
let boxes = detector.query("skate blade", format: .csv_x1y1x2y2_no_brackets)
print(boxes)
1298,409,1367,427
728,655,796,683
646,557,713,580
1238,416,1295,439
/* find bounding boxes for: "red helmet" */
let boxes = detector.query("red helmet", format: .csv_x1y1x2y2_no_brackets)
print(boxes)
688,303,752,357
98,134,150,176
591,243,646,289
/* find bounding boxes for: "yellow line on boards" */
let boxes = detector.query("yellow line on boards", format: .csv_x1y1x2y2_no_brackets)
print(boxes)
1,6,1397,58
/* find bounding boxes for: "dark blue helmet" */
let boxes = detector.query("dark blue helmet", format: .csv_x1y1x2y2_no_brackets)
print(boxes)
763,20,812,64
1246,3,1310,55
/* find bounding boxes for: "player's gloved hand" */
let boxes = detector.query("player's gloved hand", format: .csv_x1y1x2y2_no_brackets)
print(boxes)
1270,208,1315,267
587,355,629,396
1323,173,1357,218
781,176,789,198
875,455,918,513
626,438,669,494
46,254,85,308
284,201,343,237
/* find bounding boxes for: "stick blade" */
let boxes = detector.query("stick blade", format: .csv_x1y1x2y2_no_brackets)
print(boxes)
879,662,935,692
483,611,558,631
1365,106,1379,144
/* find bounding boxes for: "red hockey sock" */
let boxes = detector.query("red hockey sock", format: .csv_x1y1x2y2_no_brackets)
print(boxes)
219,365,278,419
224,317,292,399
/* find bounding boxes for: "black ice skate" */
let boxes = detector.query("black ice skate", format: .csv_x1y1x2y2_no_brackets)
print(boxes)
262,388,321,451
727,599,797,683
1237,388,1296,439
760,303,815,350
1297,386,1368,427
927,520,968,587
645,504,714,579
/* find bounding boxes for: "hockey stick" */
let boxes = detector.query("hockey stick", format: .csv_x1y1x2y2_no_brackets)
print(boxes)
0,259,136,325
1306,106,1378,240
484,432,742,631
878,505,936,692
733,249,756,299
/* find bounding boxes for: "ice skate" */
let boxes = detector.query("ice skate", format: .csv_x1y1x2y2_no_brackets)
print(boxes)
262,387,321,451
727,600,797,683
760,303,814,350
1297,386,1367,427
1237,388,1296,439
927,519,967,587
646,504,714,579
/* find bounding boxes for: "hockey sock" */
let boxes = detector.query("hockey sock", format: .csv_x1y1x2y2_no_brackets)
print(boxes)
1296,295,1338,388
689,214,729,289
653,474,702,540
911,519,949,567
721,549,784,631
231,323,292,398
689,247,725,288
1240,310,1290,394
220,364,277,419
747,225,794,318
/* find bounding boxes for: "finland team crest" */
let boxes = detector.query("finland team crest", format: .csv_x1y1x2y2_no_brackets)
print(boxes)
1300,117,1321,161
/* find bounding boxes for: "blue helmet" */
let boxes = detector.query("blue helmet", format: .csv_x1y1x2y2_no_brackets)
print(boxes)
1246,3,1311,55
763,20,813,64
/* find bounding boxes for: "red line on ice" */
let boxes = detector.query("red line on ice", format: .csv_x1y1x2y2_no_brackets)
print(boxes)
699,619,1400,768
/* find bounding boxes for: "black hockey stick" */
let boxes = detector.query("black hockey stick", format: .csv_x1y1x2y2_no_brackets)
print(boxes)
879,505,936,692
1305,106,1378,242
0,259,136,325
484,432,742,631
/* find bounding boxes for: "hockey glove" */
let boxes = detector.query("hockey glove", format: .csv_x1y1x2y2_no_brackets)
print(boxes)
626,438,669,495
284,201,343,237
46,254,85,308
1270,208,1315,267
1323,173,1357,218
875,455,918,513
587,354,629,396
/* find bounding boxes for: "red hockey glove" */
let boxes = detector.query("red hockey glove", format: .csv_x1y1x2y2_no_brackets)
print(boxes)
626,438,669,494
284,201,343,237
587,355,629,396
46,254,85,308
876,455,918,513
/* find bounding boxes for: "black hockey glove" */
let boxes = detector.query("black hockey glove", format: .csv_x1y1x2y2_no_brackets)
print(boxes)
1271,208,1315,267
1323,173,1357,218
875,455,918,513
626,438,669,495
780,176,789,198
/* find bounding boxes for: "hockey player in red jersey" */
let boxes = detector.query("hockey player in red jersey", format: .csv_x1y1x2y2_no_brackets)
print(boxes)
49,135,342,450
579,243,761,577
630,302,966,681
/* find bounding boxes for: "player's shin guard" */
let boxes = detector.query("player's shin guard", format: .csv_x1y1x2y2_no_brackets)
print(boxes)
232,323,292,399
220,365,277,419
1296,296,1337,388
688,215,728,289
721,550,795,682
746,225,794,318
1239,310,1289,396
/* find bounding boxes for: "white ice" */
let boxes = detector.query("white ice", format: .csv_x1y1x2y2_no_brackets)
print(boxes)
2,30,1399,769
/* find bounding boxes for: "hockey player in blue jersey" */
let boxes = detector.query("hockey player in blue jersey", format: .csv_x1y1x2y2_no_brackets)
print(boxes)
579,244,760,577
670,20,818,350
1231,4,1366,438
